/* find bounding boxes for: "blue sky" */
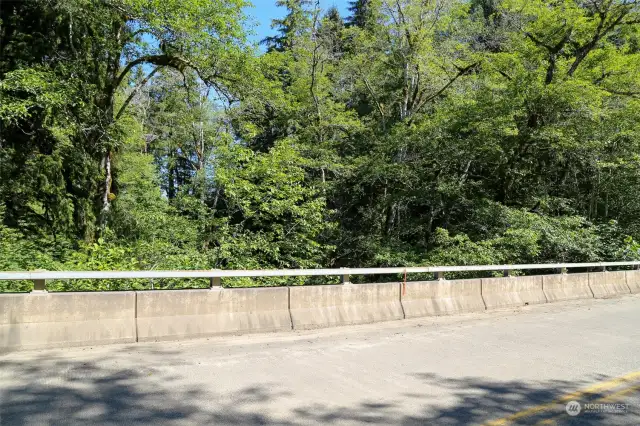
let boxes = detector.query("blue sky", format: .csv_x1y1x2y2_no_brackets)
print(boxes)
244,1,351,45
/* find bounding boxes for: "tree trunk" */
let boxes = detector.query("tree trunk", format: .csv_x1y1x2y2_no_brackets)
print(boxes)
99,150,112,233
168,162,176,200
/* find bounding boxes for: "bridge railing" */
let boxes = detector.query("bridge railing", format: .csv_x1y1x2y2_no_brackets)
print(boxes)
1,261,640,292
2,262,639,350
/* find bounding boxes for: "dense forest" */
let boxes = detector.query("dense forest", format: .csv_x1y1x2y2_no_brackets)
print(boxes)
1,0,640,290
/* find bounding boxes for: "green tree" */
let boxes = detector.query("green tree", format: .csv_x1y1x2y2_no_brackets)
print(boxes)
346,0,378,29
263,0,313,52
213,140,335,275
3,0,640,293
1,0,249,240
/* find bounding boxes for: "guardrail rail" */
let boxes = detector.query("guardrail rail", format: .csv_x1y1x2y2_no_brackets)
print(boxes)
1,261,640,292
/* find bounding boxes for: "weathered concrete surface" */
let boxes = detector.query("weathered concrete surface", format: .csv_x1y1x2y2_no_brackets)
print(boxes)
625,270,640,294
481,276,547,309
542,273,593,302
401,279,485,317
589,271,631,298
2,273,635,352
289,283,403,329
0,291,136,351
136,288,291,342
1,295,639,426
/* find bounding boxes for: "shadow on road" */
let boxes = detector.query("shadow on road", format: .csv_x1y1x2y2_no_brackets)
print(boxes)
0,350,638,425
288,372,639,425
0,347,290,425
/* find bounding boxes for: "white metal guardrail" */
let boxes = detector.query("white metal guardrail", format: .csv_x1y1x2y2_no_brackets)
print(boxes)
1,260,640,285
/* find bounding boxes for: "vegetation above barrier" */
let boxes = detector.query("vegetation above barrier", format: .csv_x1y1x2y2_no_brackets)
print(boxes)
2,1,640,292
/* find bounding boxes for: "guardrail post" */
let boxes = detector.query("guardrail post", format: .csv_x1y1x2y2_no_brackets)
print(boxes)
32,278,46,292
210,276,221,289
31,269,47,292
435,271,445,280
503,269,512,277
340,268,351,285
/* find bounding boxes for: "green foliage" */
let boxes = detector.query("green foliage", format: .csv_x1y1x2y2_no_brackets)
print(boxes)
214,140,335,284
0,205,64,292
2,0,640,291
49,235,210,291
422,204,637,279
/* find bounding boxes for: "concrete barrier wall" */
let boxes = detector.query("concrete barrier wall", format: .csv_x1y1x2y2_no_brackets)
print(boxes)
626,271,640,294
481,276,547,309
401,279,485,318
542,273,593,302
136,288,291,342
0,292,136,351
2,271,638,351
589,272,631,298
289,283,403,330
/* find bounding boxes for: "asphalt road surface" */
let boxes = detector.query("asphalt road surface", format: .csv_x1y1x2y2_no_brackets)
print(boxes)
2,294,640,425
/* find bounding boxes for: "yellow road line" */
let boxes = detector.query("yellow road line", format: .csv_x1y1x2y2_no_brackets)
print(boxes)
533,382,640,425
597,383,640,403
484,371,640,426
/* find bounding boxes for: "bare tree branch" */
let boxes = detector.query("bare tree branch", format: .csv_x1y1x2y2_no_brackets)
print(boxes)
114,66,159,121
